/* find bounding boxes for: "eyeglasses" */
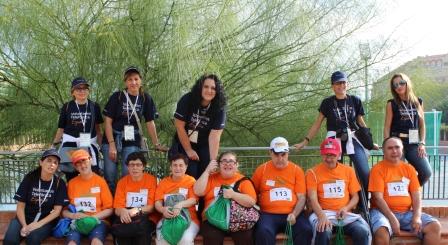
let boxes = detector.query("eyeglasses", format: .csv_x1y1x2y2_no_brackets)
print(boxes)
273,152,287,157
128,163,144,168
219,159,237,164
392,80,407,89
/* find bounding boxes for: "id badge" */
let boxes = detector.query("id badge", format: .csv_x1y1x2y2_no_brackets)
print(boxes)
79,133,91,147
188,130,198,143
408,129,419,144
33,212,41,222
124,125,135,141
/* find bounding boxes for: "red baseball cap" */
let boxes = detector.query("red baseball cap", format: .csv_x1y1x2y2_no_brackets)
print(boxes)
320,138,341,156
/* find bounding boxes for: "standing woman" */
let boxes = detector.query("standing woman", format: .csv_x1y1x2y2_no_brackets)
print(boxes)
169,74,227,179
4,149,68,245
294,71,372,193
384,73,431,185
102,66,165,193
52,77,103,181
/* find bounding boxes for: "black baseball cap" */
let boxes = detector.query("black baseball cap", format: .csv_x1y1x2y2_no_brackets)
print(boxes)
124,66,141,77
41,149,61,162
71,77,89,89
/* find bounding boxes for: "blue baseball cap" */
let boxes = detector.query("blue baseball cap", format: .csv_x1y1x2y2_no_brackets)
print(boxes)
331,71,348,84
41,149,61,162
71,77,89,89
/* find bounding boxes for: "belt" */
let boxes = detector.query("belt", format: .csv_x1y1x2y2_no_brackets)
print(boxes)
392,132,409,138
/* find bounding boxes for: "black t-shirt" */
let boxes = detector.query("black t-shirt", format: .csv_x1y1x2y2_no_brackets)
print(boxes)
103,91,158,146
319,95,364,131
14,174,69,224
58,100,103,138
174,93,226,146
389,98,422,134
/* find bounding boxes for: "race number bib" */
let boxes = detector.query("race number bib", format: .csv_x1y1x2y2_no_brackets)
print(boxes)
79,133,91,147
126,192,147,207
387,182,409,196
74,197,96,212
323,180,345,198
213,187,221,199
188,130,198,143
179,188,188,196
269,187,292,201
124,125,135,141
408,129,419,144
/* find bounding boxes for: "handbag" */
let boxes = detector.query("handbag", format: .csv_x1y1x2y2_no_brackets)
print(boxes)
110,214,149,238
228,177,260,232
161,209,191,245
52,218,71,238
205,187,231,231
355,126,374,150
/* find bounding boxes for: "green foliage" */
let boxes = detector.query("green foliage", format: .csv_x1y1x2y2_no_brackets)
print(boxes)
0,0,385,147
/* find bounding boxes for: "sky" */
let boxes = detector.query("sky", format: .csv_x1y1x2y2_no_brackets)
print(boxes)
356,0,448,70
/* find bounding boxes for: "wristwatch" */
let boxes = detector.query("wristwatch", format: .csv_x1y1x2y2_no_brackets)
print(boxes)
138,207,143,215
418,141,426,146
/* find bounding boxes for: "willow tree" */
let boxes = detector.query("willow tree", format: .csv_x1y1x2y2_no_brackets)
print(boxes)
0,0,393,148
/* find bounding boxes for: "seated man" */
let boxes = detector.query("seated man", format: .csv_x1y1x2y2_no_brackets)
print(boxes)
369,137,441,245
252,137,312,245
306,138,371,245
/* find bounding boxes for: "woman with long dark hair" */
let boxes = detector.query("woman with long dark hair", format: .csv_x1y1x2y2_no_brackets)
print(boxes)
4,149,68,245
169,74,227,179
384,73,431,185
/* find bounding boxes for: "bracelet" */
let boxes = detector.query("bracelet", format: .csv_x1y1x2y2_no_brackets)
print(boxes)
109,140,115,143
304,137,310,142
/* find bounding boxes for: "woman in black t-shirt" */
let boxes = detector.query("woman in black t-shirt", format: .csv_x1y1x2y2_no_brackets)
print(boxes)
102,66,166,193
4,149,68,245
384,73,431,185
294,71,375,193
169,74,227,180
52,77,104,181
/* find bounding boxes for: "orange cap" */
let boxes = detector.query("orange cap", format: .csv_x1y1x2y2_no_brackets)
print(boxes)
71,149,90,165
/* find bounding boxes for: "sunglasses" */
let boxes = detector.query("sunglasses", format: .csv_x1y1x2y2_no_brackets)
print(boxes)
392,80,407,89
220,159,237,164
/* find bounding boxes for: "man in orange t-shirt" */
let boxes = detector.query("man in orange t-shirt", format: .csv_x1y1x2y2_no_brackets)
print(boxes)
369,137,440,244
252,137,312,245
306,138,370,245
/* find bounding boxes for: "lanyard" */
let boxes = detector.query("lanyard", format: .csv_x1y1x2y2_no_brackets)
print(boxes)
38,177,54,213
125,91,139,124
75,101,88,132
401,101,415,128
334,98,349,127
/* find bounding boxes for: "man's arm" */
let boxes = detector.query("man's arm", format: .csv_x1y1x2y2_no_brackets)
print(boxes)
371,192,401,235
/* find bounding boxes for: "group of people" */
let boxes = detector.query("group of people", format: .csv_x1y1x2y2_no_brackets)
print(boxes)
3,69,442,245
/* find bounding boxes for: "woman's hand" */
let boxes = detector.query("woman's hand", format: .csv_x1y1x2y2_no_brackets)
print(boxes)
293,141,306,151
223,188,235,199
205,160,219,175
119,209,134,224
155,144,169,152
108,144,118,162
162,207,175,219
186,149,199,161
418,144,427,158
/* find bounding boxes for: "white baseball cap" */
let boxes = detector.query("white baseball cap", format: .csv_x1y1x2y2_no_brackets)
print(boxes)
270,137,289,153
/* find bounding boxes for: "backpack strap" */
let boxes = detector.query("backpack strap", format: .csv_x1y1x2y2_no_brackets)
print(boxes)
233,177,255,193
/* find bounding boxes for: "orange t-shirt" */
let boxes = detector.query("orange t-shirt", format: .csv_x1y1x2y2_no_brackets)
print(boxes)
251,161,306,214
155,175,199,225
202,172,257,220
113,173,158,223
67,173,113,216
368,160,420,212
306,162,361,211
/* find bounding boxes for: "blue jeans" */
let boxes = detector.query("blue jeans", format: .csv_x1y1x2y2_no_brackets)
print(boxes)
315,219,370,245
404,143,432,186
102,143,140,194
347,140,370,192
3,217,54,245
66,220,107,244
255,212,312,245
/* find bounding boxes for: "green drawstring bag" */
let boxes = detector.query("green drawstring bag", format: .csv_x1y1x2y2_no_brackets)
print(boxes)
335,219,346,245
161,209,191,245
284,221,293,245
72,216,100,235
205,185,231,231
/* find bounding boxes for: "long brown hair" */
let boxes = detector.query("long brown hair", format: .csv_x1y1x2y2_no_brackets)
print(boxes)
389,73,422,117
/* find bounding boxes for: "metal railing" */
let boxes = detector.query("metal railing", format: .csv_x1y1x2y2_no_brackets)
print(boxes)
1,147,447,204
